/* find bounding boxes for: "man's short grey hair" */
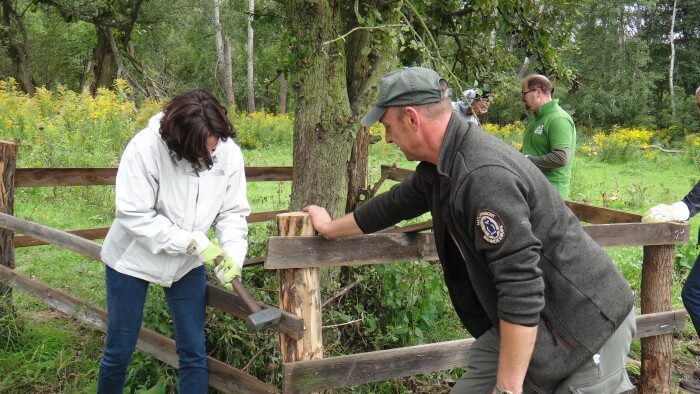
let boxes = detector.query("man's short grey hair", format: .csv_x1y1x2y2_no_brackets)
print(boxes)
696,86,700,95
395,98,452,120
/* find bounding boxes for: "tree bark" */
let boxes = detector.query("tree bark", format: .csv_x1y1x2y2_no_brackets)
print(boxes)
223,36,234,106
213,0,235,107
0,141,16,317
89,26,118,94
246,0,256,113
286,1,355,214
0,0,35,95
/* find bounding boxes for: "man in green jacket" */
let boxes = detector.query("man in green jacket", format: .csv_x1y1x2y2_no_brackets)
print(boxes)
521,75,576,199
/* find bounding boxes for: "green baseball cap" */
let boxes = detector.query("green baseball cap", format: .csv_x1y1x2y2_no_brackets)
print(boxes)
361,67,448,127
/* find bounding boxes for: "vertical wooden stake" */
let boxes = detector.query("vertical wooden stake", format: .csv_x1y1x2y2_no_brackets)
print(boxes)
277,212,322,381
640,244,674,393
0,141,17,317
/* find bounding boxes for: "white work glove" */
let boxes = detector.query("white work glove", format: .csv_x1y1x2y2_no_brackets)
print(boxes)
642,201,690,223
213,255,242,291
188,231,223,267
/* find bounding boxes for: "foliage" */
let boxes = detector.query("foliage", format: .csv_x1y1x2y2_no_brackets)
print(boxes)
584,125,654,163
0,78,160,168
481,121,524,150
685,134,700,169
557,0,657,128
232,111,294,150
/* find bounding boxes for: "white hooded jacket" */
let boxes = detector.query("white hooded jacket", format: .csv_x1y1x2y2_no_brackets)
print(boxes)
100,113,251,287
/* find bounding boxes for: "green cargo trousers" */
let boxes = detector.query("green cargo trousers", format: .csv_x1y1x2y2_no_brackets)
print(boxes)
451,309,636,393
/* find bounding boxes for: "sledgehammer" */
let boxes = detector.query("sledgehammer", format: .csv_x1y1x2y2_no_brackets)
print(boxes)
213,256,281,331
230,277,282,332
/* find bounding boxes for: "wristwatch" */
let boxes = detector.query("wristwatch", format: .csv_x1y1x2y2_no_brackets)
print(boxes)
494,386,515,394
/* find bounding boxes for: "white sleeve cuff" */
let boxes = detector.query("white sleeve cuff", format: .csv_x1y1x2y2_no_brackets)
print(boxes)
672,201,690,221
189,231,209,254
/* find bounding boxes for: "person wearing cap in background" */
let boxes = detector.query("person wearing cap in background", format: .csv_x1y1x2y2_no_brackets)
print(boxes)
642,85,700,392
520,74,577,200
452,86,491,125
303,66,635,394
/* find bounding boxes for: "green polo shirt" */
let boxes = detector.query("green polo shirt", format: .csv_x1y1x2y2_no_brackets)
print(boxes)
522,99,576,199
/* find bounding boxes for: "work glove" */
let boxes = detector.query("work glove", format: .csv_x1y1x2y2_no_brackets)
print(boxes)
642,201,690,223
213,255,242,291
188,231,223,267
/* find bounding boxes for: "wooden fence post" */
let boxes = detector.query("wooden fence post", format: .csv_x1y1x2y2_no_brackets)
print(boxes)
0,141,17,317
277,212,322,391
639,244,675,393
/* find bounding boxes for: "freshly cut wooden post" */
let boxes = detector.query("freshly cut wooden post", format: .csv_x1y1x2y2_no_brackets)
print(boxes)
276,213,322,374
0,141,17,316
639,244,674,393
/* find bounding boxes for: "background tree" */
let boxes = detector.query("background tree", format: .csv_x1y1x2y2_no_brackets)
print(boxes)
557,0,657,128
641,0,700,133
214,0,235,106
1,0,35,94
284,0,579,216
246,0,255,113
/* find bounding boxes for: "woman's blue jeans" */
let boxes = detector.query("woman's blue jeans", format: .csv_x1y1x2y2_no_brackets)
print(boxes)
97,265,208,393
682,253,700,337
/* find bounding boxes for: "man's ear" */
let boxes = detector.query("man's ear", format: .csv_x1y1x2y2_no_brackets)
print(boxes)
404,107,420,129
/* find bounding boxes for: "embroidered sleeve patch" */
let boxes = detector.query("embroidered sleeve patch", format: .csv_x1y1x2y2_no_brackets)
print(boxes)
476,210,505,244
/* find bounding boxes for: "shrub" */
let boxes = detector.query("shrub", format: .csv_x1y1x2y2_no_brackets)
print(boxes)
231,111,293,150
0,78,162,169
685,134,700,169
481,121,524,150
590,125,653,163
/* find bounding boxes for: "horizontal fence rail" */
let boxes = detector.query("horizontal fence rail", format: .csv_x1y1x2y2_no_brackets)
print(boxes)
266,222,689,269
0,212,304,339
15,166,293,187
282,310,685,393
0,264,279,393
13,210,288,248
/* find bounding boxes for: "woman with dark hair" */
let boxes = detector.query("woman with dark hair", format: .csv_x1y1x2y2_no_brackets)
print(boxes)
98,89,250,393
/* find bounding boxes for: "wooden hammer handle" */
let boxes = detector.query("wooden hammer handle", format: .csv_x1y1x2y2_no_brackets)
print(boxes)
230,278,261,314
213,255,261,313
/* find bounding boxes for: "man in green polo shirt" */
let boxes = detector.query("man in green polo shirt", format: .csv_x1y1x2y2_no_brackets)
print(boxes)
521,75,576,199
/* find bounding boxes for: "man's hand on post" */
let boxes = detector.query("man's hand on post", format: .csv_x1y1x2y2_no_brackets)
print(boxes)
642,201,690,223
303,205,332,237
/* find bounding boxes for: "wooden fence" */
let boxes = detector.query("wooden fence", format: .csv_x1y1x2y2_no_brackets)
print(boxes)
0,140,295,392
0,139,693,393
260,166,690,393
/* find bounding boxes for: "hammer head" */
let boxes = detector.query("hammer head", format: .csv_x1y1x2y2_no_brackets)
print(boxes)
245,307,282,331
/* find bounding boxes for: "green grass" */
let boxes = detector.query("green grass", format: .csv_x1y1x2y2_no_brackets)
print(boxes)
1,138,699,392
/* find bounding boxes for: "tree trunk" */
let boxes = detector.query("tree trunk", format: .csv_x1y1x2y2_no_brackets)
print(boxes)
0,141,16,317
223,36,234,106
1,0,35,95
89,26,118,94
246,0,255,114
286,1,355,214
345,126,369,214
518,56,530,79
80,58,94,92
213,0,235,107
668,0,677,118
278,70,287,115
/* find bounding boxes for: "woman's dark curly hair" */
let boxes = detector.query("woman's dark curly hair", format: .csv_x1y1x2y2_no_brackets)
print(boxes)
160,89,236,170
